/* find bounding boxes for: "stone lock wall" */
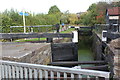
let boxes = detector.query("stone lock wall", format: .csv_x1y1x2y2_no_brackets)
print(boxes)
3,43,51,65
105,38,120,78
92,33,102,60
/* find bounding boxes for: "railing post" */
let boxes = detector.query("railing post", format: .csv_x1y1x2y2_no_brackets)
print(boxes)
8,66,12,78
5,65,8,78
16,66,19,78
71,73,74,78
102,30,107,42
39,69,42,79
0,65,2,79
24,68,28,79
47,38,53,43
34,69,38,79
64,72,67,78
87,75,90,80
20,67,23,79
2,65,5,79
12,66,15,78
78,74,82,79
44,70,48,79
57,72,60,79
95,76,99,80
50,71,54,79
29,68,32,78
72,31,78,43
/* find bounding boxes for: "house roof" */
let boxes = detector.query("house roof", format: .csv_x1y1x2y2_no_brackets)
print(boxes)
107,7,120,15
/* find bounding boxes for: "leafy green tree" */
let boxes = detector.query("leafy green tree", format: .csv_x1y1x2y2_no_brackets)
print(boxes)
2,15,12,33
77,2,111,26
111,1,120,7
87,3,97,11
77,3,97,26
48,5,61,14
60,10,70,24
69,14,78,24
48,5,61,24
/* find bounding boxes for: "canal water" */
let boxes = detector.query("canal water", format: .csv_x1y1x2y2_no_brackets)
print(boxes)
78,36,94,68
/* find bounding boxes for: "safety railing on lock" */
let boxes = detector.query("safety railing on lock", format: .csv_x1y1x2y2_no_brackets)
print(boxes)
0,60,110,79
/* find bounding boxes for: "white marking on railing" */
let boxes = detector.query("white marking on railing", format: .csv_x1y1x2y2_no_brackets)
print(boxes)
34,69,38,78
8,66,12,78
24,68,28,78
16,66,19,78
87,75,90,80
0,65,2,79
96,76,99,80
78,74,82,79
71,73,74,78
39,69,42,79
12,66,15,78
50,71,54,79
29,68,32,78
64,72,67,78
20,67,23,78
5,65,8,78
2,65,4,78
45,70,48,79
57,72,60,78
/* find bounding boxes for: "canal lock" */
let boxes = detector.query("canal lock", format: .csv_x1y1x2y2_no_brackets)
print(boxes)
50,29,108,72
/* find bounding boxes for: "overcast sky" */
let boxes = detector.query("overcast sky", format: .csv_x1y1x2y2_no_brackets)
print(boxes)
1,0,106,14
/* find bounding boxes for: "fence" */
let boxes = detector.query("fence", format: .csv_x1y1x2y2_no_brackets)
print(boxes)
94,24,108,34
0,60,110,79
10,25,54,33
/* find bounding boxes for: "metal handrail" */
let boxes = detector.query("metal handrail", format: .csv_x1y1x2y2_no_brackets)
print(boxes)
0,60,110,79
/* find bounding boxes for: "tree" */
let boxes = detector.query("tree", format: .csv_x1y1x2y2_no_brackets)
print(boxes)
60,10,70,24
48,5,61,14
77,2,111,26
2,15,12,33
48,5,62,24
77,3,97,26
68,14,78,24
111,1,120,7
87,3,97,11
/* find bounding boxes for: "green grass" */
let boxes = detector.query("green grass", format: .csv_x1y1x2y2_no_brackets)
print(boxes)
14,38,46,42
14,28,75,42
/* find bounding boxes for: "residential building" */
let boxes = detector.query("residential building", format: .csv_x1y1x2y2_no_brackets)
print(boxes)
106,7,120,32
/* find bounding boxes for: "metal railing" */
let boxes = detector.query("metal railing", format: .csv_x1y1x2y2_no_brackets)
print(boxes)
10,25,54,33
94,24,120,34
0,60,110,79
94,24,108,34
